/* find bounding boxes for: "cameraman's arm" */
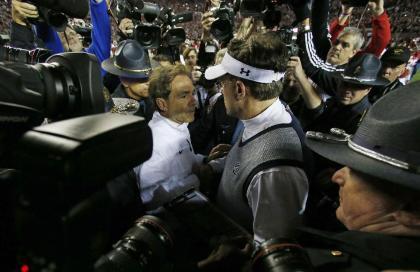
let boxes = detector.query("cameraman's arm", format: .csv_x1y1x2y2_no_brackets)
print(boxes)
35,23,64,54
298,20,342,96
85,0,112,68
11,0,38,26
287,56,322,110
201,11,216,43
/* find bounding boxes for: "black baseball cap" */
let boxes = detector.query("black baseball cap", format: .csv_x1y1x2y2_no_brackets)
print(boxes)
381,46,411,65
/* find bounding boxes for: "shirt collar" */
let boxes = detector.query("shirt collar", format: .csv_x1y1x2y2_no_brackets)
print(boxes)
153,111,188,130
241,99,292,141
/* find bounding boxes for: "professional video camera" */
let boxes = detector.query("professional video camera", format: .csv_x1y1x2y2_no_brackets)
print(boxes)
114,0,193,50
0,52,105,168
234,0,285,29
25,0,89,31
71,20,93,47
0,45,52,64
277,26,300,57
95,189,252,272
210,0,235,42
0,50,154,271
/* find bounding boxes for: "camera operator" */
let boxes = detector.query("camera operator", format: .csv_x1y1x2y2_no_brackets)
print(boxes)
11,0,111,75
102,39,155,120
133,64,210,210
10,0,44,49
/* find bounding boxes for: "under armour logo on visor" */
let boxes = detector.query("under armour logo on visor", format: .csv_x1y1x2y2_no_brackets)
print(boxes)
240,68,251,76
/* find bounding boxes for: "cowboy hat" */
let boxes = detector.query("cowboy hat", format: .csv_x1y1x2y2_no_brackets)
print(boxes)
102,39,152,79
306,81,420,190
338,53,389,87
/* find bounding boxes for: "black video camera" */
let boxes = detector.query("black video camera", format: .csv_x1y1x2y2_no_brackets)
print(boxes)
0,45,52,64
24,0,89,31
0,50,155,271
234,0,284,29
95,189,252,272
277,26,300,57
0,52,104,164
210,0,235,43
115,0,193,50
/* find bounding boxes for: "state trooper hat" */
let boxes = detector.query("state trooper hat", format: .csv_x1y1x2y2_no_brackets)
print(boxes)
306,81,420,191
102,39,152,79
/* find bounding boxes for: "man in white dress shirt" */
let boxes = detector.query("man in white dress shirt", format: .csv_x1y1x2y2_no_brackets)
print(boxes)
203,32,310,243
134,64,205,209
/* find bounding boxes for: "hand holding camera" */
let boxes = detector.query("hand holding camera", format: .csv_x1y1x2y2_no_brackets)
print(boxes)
118,17,135,36
12,0,39,25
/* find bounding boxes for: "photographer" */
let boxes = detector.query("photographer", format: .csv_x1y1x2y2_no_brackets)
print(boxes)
11,0,111,75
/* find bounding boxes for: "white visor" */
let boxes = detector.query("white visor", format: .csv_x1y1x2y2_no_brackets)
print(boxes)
205,52,283,83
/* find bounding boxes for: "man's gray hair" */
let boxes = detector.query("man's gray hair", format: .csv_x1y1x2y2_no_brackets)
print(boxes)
338,27,365,50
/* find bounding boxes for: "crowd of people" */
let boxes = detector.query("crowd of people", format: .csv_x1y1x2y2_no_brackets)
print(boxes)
0,0,419,45
1,0,420,271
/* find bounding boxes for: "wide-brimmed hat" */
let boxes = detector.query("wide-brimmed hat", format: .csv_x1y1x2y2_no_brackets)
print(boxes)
381,46,411,65
306,81,420,191
338,53,389,87
102,39,152,79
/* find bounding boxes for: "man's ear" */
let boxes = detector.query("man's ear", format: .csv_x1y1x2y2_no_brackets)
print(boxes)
155,98,168,112
235,80,247,100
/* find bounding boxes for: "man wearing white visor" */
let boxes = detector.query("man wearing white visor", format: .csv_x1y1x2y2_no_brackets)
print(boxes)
203,32,310,243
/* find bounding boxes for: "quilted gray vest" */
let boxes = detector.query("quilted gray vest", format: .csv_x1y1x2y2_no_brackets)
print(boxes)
216,124,304,232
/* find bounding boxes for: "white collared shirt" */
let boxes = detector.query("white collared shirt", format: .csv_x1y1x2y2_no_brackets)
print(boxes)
241,99,292,141
134,111,204,209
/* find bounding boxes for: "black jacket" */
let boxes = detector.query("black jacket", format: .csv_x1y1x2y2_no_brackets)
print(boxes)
369,79,404,104
298,227,420,271
189,95,238,155
302,95,371,134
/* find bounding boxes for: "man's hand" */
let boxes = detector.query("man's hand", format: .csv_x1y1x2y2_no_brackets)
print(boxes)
12,0,38,25
287,56,306,82
208,143,231,162
192,66,202,84
118,18,134,36
368,0,385,17
198,236,252,272
235,17,257,41
201,11,216,41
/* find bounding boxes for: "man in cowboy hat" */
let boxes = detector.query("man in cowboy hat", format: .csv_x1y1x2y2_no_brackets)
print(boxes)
288,53,388,134
300,81,420,270
102,39,154,121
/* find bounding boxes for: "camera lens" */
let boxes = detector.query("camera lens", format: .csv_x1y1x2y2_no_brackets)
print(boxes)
210,17,232,42
252,238,313,272
134,25,161,49
94,215,175,272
